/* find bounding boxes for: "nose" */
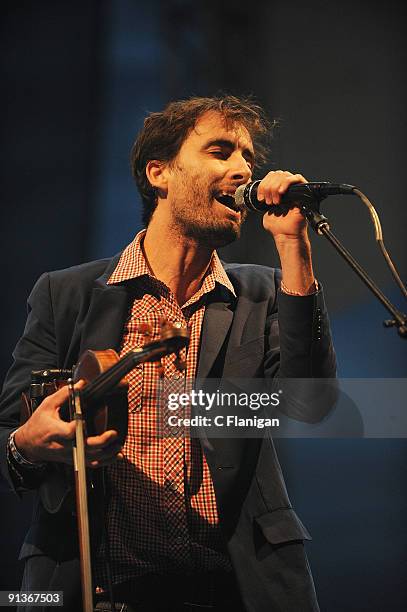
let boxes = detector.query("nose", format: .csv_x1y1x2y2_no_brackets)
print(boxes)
227,152,252,183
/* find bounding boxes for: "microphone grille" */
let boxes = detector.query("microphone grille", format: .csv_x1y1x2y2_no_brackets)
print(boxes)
234,184,246,208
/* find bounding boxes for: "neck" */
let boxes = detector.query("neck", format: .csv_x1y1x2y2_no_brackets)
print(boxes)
143,214,214,306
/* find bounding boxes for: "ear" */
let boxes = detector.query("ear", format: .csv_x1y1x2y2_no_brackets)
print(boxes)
146,160,170,198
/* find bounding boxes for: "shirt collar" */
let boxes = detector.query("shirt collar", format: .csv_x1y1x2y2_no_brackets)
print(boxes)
107,229,236,299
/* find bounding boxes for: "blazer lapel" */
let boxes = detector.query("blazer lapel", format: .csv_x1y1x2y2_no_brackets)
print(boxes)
79,257,130,354
196,288,235,379
79,264,235,365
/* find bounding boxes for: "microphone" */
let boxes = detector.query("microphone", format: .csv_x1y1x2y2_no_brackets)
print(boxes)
234,181,355,212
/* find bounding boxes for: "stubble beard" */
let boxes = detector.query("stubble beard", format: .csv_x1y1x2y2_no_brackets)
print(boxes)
170,169,245,249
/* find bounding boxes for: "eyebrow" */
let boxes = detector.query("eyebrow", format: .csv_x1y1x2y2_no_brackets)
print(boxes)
203,138,255,164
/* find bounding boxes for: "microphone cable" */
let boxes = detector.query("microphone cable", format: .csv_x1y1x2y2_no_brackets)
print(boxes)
352,188,407,300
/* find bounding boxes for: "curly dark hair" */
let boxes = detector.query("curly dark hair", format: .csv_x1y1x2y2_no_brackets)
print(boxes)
130,95,273,226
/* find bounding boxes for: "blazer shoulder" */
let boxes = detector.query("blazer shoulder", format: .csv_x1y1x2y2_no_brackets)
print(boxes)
27,254,122,323
48,253,121,286
30,253,120,297
222,261,282,299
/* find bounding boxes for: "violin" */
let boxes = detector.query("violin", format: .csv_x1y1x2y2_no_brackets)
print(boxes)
22,320,189,443
22,320,189,612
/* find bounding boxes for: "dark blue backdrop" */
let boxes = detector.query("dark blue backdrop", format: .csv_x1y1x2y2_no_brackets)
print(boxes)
1,1,406,610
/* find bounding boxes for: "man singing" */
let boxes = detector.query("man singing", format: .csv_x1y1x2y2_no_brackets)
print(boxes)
0,96,337,611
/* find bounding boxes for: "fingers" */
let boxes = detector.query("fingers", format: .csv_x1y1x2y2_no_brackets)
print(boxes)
41,383,72,408
40,380,84,417
45,433,123,467
85,429,123,468
21,380,124,467
39,381,85,440
49,431,123,466
87,450,124,469
257,171,308,205
85,429,119,450
52,420,77,441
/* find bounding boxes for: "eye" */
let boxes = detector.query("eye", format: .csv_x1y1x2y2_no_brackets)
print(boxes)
209,149,228,160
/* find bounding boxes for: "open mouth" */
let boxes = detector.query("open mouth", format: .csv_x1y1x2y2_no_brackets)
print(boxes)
214,192,239,212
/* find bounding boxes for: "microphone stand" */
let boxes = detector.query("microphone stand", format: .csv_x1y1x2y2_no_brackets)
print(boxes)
300,202,407,338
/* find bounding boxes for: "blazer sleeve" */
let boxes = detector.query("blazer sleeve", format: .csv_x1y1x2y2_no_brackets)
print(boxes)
0,273,58,492
263,273,338,423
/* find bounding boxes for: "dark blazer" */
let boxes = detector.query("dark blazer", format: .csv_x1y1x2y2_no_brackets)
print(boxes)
0,254,337,612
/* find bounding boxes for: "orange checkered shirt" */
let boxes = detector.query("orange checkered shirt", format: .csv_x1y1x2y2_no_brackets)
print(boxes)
95,230,235,587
